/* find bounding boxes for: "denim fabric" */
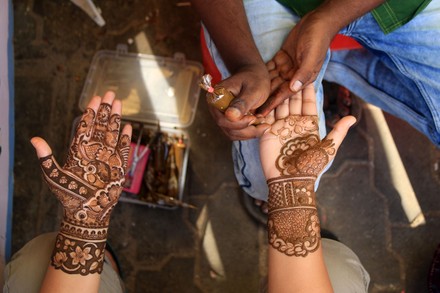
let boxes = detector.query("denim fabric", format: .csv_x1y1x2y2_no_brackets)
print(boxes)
326,0,440,146
203,0,329,201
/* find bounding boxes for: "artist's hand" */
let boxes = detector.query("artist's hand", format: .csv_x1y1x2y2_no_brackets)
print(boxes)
31,91,132,274
258,11,337,116
210,64,271,140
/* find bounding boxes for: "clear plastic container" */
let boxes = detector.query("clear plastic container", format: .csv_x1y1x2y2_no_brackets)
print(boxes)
79,45,203,209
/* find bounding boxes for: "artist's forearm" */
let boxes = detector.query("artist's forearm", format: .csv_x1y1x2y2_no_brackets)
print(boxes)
313,0,386,35
190,0,265,73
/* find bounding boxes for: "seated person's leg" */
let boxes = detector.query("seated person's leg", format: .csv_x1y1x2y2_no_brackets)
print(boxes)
328,1,440,146
322,239,370,293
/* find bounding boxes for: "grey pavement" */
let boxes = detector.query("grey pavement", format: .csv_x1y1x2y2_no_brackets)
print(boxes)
11,0,440,292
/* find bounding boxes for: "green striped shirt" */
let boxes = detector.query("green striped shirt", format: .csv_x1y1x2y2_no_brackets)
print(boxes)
276,0,432,34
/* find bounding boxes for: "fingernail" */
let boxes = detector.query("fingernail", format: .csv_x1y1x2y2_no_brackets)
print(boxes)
248,119,256,126
291,80,303,92
227,107,241,117
349,117,357,127
263,127,271,135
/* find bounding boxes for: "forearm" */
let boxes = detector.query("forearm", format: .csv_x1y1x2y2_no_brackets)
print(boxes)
266,176,332,292
190,0,265,73
40,264,100,293
314,0,386,35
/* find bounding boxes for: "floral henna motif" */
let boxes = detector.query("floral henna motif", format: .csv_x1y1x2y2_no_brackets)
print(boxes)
51,233,106,275
270,115,318,145
267,178,320,257
39,104,131,274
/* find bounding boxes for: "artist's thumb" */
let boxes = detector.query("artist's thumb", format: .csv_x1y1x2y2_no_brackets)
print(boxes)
225,98,249,122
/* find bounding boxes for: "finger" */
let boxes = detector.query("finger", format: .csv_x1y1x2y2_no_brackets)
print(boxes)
30,137,53,158
289,55,322,92
86,95,102,112
275,97,290,120
289,68,315,93
264,109,276,125
270,76,284,92
324,115,356,157
225,100,247,122
102,91,116,106
221,111,256,128
227,123,271,140
106,100,123,148
301,83,318,116
77,96,101,139
272,50,291,68
256,82,292,116
266,60,275,71
111,98,122,116
92,93,115,141
121,123,132,138
289,90,302,115
118,124,133,172
268,68,280,80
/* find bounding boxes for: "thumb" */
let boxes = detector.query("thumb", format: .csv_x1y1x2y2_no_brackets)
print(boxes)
289,67,317,92
324,115,356,152
30,137,53,158
225,98,249,122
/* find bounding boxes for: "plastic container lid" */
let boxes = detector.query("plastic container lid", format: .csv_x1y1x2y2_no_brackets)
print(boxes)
79,47,203,128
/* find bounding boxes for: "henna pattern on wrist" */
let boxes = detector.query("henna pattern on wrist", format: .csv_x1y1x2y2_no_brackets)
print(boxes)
266,115,336,257
39,103,131,274
51,233,106,275
267,177,319,257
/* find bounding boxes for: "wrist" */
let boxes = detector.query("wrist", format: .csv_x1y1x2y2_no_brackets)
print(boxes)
313,0,386,34
49,220,108,275
267,176,320,257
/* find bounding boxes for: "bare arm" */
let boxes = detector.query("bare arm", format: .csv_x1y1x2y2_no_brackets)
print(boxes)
32,91,132,293
259,84,356,292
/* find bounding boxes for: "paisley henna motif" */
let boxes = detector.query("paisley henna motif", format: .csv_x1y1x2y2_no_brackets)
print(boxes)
266,114,335,257
39,103,131,274
276,136,335,177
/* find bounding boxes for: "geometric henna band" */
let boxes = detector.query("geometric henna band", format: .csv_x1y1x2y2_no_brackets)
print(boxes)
267,176,321,257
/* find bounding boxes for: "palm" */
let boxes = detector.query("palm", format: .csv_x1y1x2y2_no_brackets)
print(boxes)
259,84,352,181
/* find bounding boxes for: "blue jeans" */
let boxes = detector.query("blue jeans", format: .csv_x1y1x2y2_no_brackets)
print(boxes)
204,0,440,201
327,0,440,147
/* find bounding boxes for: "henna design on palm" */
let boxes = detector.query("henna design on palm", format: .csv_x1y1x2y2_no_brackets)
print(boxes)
38,100,131,274
261,87,339,257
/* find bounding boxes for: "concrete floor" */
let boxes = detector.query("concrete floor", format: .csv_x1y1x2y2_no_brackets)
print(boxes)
11,0,440,292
